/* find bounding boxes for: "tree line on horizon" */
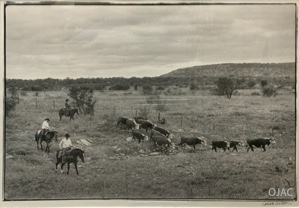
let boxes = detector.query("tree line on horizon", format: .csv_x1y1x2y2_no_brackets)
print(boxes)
5,75,294,92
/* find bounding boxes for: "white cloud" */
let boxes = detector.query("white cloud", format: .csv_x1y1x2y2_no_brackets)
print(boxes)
6,4,296,79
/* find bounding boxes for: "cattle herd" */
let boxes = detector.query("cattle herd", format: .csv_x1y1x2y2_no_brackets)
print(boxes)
117,117,277,153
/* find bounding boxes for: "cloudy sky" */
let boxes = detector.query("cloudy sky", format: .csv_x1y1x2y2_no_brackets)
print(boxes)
6,4,295,79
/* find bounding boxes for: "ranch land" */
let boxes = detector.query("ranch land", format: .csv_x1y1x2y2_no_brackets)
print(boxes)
4,88,296,200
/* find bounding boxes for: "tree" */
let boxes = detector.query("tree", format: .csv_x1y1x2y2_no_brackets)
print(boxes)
215,77,235,98
190,82,199,91
68,86,97,115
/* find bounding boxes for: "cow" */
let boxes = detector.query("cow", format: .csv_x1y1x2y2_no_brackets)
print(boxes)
247,137,276,152
125,119,139,130
150,129,171,142
228,141,244,152
212,141,230,152
139,120,156,132
134,117,146,124
151,135,172,151
149,130,172,149
153,126,172,138
117,117,129,126
178,137,207,149
132,131,148,143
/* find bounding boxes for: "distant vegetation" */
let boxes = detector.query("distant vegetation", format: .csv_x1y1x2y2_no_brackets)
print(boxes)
162,62,295,78
6,62,295,94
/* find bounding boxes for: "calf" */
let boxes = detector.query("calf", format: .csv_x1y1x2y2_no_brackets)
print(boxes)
125,118,139,130
139,120,156,132
117,117,129,126
178,137,207,149
151,134,172,150
247,137,276,152
153,126,171,138
132,131,148,143
228,141,244,152
212,141,230,152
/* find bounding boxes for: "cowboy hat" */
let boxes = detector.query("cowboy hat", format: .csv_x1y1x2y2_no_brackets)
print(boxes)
65,133,70,138
45,118,50,121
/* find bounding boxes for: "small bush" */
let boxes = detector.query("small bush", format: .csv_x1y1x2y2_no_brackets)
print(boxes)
261,80,268,87
232,90,241,96
138,106,151,119
251,91,261,96
31,85,43,91
6,97,18,115
247,80,256,88
143,85,153,95
123,92,133,96
20,91,27,96
261,84,278,97
110,83,130,91
156,86,165,91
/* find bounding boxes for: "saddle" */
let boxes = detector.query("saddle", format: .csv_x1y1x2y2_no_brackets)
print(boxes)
58,147,73,159
64,107,72,116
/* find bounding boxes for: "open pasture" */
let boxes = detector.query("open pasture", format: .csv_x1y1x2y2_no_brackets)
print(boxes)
4,89,296,200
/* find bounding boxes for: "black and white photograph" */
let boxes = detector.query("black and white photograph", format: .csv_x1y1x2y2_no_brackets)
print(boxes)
2,0,297,206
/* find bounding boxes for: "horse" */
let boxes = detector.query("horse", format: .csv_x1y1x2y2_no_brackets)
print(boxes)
35,130,59,153
55,148,85,175
59,108,79,121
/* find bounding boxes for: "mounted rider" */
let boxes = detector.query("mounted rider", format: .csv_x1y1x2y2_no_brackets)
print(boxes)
39,118,50,139
65,99,71,116
59,133,73,163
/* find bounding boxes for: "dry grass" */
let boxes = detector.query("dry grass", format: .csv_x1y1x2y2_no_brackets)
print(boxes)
4,89,296,200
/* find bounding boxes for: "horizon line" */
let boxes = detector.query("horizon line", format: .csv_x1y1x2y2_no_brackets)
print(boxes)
6,61,295,80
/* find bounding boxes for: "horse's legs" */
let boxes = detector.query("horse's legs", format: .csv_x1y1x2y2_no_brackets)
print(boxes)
46,144,50,153
61,163,65,173
55,161,60,170
67,163,70,175
74,162,79,175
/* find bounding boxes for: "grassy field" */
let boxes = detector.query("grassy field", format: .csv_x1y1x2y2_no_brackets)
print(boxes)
4,88,296,200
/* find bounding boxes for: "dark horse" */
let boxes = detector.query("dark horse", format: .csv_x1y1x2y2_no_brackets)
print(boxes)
59,108,79,121
56,148,85,175
35,130,59,153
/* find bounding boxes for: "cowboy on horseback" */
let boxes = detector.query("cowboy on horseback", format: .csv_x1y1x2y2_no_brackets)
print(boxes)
65,99,71,116
59,133,73,163
39,118,50,139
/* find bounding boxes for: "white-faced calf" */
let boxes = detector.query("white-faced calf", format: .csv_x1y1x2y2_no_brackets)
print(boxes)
212,141,230,152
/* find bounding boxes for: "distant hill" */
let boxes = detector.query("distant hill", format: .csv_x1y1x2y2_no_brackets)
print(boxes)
160,63,295,78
